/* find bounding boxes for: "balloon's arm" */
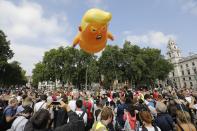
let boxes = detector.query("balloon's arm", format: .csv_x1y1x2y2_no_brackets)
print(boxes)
107,32,114,41
72,35,80,47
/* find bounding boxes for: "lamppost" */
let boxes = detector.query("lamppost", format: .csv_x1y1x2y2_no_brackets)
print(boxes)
85,65,88,91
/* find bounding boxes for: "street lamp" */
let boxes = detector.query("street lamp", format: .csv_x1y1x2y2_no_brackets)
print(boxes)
85,65,88,91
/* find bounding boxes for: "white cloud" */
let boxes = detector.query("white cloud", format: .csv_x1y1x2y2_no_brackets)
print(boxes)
0,0,71,75
178,0,197,15
9,44,46,75
175,0,197,15
125,31,176,47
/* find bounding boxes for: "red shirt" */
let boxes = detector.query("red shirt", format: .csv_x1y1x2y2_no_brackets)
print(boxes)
153,91,159,100
83,100,93,119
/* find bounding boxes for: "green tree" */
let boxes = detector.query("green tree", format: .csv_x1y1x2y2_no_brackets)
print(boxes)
0,30,14,83
0,30,26,86
121,41,173,88
121,41,146,85
33,47,99,89
3,61,27,86
32,62,46,86
98,45,124,88
0,30,14,62
32,41,173,89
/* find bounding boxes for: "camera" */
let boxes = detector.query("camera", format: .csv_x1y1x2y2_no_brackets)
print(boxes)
51,101,60,105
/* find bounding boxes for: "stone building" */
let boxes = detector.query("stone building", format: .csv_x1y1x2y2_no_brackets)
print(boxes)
167,39,197,88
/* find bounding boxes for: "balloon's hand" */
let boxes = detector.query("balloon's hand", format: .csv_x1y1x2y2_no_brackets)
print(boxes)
72,35,80,48
72,44,77,48
108,32,114,41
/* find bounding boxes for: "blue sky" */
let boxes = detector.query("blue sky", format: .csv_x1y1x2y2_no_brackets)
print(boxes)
0,0,197,75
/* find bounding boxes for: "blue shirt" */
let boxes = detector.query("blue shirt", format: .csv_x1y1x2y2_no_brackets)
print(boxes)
4,106,16,117
16,105,24,113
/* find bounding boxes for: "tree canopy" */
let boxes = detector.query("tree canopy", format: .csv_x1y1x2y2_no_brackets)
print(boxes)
32,41,174,89
0,30,27,86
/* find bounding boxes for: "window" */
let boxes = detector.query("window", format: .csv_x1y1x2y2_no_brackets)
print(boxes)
183,78,185,81
190,82,193,87
173,79,176,81
189,77,192,80
187,70,190,75
184,82,187,87
169,53,171,57
192,62,195,66
172,72,175,76
180,65,183,68
182,71,184,75
194,68,197,74
186,64,189,67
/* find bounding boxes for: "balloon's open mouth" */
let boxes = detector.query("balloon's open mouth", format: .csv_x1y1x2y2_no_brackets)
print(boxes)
96,35,102,40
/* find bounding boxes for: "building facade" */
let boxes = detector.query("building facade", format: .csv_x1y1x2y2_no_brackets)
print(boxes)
167,39,197,88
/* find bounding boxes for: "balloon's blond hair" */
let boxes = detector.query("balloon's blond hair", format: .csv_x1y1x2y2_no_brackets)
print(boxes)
81,8,112,31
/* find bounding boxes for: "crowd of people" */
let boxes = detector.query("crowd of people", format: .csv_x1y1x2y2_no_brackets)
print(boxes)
0,85,197,131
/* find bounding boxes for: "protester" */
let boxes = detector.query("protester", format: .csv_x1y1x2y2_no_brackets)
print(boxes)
75,99,87,125
83,93,94,131
144,94,157,116
0,97,18,130
91,106,113,131
54,101,85,131
175,110,196,131
69,90,79,111
155,102,175,131
9,106,33,131
53,95,68,128
17,96,33,113
24,109,50,131
34,95,47,112
123,104,138,131
139,111,161,131
94,98,103,121
116,91,128,130
0,84,197,131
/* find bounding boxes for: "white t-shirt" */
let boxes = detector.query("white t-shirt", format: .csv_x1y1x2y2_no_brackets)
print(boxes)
10,116,28,131
185,96,192,103
193,104,197,109
75,110,87,124
47,96,53,103
34,101,47,112
68,100,76,111
139,126,161,131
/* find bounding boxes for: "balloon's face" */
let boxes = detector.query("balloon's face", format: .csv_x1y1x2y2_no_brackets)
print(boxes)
79,23,108,53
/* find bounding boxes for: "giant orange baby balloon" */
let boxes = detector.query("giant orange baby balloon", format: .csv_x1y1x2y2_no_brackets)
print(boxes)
72,8,114,54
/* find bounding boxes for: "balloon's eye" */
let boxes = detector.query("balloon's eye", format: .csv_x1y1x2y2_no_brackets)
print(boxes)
92,29,96,32
102,26,106,30
91,27,97,32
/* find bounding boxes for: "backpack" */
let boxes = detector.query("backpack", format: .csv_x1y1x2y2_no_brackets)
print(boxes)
116,103,128,128
124,113,140,131
0,101,5,125
95,109,101,121
0,107,3,126
77,111,86,130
